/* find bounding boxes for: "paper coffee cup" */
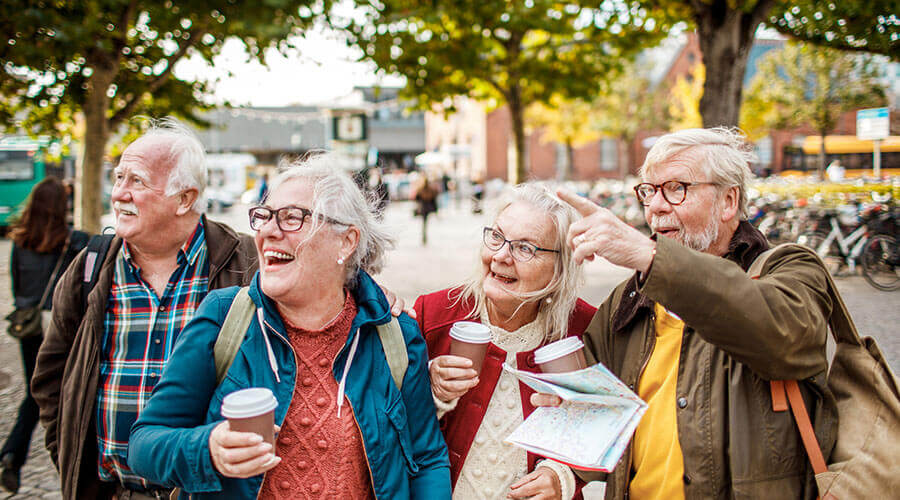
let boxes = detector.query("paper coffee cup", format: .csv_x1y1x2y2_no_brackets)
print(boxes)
221,388,278,446
534,337,587,373
449,321,491,374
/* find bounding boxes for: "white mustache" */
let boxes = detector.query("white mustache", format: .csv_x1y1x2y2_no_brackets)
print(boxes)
649,214,681,233
114,201,139,215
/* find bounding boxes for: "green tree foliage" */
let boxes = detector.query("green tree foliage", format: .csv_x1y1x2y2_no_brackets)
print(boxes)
591,62,671,177
639,0,895,129
741,41,888,178
526,96,603,180
769,1,899,59
0,1,328,232
349,0,671,183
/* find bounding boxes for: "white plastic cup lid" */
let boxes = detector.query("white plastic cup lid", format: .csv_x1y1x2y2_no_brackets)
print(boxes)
449,321,491,344
534,337,585,365
221,388,278,419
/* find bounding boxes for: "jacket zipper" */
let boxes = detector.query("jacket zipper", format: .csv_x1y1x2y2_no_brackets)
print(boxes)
344,396,380,499
330,327,380,499
623,311,657,500
255,317,297,500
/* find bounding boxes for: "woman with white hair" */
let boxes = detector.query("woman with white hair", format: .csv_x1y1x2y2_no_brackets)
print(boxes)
413,184,596,500
128,154,451,499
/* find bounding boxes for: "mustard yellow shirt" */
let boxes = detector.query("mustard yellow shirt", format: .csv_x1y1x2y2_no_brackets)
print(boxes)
629,303,686,500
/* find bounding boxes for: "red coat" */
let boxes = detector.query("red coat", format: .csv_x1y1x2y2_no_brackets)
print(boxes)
413,288,597,493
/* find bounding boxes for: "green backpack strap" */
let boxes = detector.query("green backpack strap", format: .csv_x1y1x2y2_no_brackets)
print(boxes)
376,317,408,390
214,287,255,386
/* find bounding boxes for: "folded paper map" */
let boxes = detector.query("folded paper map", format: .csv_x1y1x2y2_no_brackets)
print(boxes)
503,363,647,472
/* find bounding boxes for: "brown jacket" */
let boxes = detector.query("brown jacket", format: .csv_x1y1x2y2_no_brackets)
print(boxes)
581,222,837,500
31,216,257,500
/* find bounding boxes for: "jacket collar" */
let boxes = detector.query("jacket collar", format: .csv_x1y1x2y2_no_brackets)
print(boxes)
246,268,393,339
203,214,244,283
611,221,769,333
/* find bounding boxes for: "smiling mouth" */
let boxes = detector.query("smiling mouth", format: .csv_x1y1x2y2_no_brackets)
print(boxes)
491,271,517,285
263,250,295,266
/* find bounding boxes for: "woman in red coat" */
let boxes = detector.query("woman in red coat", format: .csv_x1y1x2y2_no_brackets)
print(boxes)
414,184,596,500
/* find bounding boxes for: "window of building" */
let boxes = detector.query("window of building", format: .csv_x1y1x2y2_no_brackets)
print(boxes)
600,138,617,171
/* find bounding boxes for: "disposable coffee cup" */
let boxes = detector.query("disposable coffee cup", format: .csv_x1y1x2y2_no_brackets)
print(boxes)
534,337,587,373
449,321,492,374
221,388,278,446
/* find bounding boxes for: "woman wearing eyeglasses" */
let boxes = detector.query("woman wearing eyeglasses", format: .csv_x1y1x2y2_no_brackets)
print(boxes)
412,184,596,500
128,154,451,499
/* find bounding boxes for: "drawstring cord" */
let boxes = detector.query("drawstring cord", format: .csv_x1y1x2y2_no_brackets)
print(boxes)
256,307,281,383
337,329,361,418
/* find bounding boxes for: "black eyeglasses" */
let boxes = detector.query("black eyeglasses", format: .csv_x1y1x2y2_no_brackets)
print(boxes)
633,180,718,206
248,205,314,232
483,227,560,262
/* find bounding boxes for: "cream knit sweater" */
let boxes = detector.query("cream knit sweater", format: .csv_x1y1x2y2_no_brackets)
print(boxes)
435,319,575,500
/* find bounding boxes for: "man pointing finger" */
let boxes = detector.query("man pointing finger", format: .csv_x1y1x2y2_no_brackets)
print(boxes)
556,189,656,273
543,128,835,500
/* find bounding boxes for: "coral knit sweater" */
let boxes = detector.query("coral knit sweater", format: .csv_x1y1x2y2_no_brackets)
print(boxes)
259,293,374,499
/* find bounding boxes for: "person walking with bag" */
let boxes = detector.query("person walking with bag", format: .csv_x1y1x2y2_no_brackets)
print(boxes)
412,176,438,245
1,177,89,494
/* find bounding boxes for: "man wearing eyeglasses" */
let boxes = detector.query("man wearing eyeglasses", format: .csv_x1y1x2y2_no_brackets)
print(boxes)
32,119,257,500
537,128,835,500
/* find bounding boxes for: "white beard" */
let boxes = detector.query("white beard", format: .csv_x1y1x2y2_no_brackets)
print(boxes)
650,205,721,252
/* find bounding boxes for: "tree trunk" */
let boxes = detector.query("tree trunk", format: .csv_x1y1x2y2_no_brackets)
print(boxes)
77,66,115,234
563,140,574,181
508,87,527,184
694,0,774,127
817,133,827,180
618,136,632,180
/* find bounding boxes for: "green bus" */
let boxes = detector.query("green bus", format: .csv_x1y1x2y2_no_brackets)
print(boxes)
0,136,47,227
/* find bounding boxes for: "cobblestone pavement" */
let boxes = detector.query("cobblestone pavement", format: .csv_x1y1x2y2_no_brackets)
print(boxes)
0,200,896,498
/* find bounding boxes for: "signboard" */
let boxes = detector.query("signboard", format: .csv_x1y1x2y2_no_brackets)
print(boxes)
857,107,889,141
332,114,367,142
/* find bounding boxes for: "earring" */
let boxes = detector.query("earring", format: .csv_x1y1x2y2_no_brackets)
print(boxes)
545,297,553,304
337,257,345,265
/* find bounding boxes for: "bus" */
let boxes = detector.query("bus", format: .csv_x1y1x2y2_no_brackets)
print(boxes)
0,136,48,227
782,135,900,177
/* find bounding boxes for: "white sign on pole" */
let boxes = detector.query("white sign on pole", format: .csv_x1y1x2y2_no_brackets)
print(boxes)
857,107,890,141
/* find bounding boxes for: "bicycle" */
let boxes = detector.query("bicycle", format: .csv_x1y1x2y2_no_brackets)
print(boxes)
797,204,898,291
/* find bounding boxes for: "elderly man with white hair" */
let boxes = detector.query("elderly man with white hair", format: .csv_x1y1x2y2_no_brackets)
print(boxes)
32,118,258,500
539,128,837,500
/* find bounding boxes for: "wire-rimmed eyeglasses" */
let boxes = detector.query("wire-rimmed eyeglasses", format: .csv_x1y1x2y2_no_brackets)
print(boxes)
482,227,560,262
633,180,718,206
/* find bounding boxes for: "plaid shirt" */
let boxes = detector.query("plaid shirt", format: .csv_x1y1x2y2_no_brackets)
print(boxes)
96,220,209,489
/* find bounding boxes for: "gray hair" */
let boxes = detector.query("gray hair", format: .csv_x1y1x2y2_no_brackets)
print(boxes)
455,183,584,343
140,117,208,213
268,152,396,287
640,127,756,219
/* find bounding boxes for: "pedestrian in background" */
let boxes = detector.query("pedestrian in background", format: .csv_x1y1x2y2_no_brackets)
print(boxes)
1,177,89,494
413,176,438,245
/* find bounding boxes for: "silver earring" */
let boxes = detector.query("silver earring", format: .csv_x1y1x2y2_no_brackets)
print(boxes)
337,257,344,265
545,297,553,304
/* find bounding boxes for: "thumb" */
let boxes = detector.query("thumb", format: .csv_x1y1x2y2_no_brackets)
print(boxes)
556,189,598,216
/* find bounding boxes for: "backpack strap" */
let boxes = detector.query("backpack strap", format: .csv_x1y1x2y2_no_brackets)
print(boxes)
376,317,407,390
82,233,114,312
214,287,255,385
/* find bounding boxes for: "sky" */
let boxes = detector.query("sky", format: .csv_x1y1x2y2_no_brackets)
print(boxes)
174,26,402,107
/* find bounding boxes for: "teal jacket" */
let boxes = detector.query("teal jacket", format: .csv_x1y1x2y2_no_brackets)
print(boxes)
128,271,451,499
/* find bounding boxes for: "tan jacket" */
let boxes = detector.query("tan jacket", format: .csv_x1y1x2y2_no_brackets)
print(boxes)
581,222,837,500
31,216,257,500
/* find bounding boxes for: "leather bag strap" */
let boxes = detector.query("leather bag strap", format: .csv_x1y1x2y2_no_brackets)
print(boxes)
782,379,829,475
